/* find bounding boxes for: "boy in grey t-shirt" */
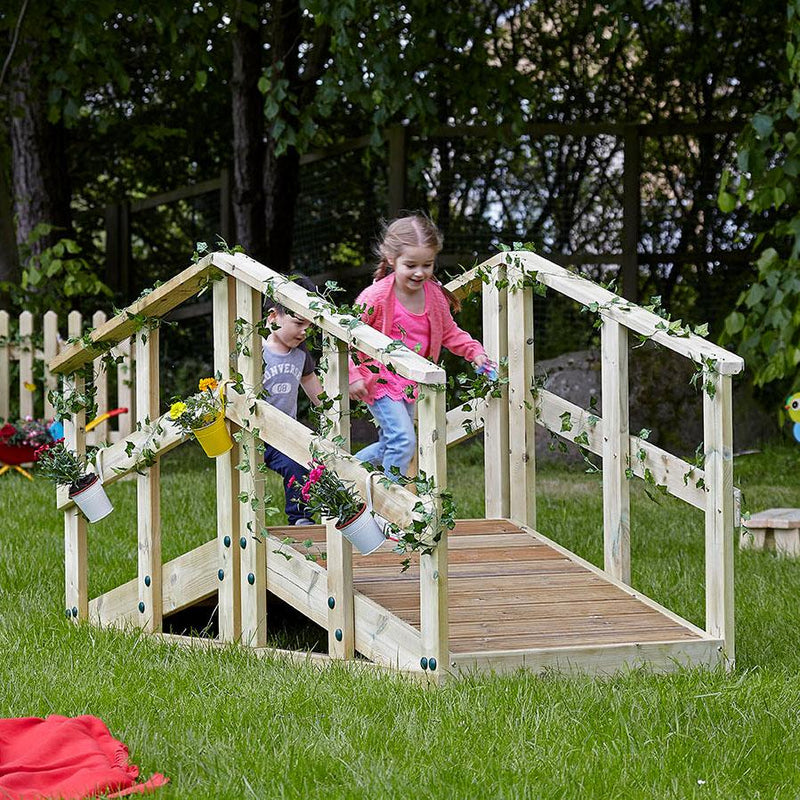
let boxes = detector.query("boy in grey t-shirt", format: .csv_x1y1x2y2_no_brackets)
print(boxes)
262,276,323,525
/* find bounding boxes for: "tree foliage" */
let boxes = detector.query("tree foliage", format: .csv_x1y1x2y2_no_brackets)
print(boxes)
720,2,800,389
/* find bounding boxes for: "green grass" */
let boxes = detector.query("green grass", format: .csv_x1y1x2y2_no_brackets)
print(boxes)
3,441,800,798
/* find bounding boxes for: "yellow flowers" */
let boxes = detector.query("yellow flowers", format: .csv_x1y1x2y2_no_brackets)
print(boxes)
169,401,187,420
198,377,218,393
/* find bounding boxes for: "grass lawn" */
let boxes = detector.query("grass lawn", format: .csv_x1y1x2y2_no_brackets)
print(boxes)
3,440,800,798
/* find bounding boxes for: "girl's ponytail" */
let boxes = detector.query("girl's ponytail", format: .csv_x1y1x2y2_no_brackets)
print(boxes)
372,258,391,282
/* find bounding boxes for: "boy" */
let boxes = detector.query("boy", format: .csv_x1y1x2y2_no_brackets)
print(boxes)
262,275,323,525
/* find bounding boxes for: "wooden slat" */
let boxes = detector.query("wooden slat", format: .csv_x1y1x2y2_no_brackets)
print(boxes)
90,540,218,627
237,283,266,647
704,371,735,665
450,639,722,676
446,396,488,447
324,336,354,659
135,328,162,633
213,277,241,643
601,319,630,583
477,253,745,374
116,338,134,438
49,260,215,374
64,371,88,622
0,311,8,420
507,278,536,526
225,392,423,528
90,310,109,445
480,264,510,516
19,311,33,419
210,251,445,386
42,311,59,420
417,386,449,679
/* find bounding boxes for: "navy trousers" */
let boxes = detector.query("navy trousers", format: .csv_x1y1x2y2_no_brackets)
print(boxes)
263,443,312,525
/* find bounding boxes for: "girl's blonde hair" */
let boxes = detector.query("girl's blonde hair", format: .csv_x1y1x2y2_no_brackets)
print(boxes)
372,214,460,311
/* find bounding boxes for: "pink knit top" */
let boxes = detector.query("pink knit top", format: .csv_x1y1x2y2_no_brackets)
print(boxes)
373,287,432,403
348,274,486,405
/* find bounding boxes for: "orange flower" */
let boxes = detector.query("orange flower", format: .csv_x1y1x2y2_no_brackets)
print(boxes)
198,377,218,393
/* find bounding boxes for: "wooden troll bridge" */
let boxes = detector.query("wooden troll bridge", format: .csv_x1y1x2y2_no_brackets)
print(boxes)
49,250,743,679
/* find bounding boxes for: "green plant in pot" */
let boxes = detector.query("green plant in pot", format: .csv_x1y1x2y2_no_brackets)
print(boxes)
34,439,113,523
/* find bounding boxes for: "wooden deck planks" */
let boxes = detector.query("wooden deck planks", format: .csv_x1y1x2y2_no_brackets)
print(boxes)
273,518,707,657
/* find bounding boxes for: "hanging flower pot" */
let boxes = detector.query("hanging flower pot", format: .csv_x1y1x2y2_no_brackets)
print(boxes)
191,412,234,458
68,474,114,523
169,378,233,458
335,504,387,555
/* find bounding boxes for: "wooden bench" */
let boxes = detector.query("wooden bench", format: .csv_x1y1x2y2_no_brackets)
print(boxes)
740,508,800,557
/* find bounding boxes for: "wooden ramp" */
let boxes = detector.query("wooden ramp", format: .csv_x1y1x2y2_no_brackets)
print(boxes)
269,518,722,676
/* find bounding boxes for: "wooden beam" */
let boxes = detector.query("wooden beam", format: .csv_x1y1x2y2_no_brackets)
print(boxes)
479,252,745,374
49,260,215,375
214,277,241,643
236,282,266,647
135,329,162,633
324,336,354,658
601,319,631,584
417,386,448,681
703,371,735,667
507,277,536,526
482,264,510,517
64,371,88,622
209,252,446,386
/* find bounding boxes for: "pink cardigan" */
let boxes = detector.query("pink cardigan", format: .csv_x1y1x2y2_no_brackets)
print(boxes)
348,274,486,402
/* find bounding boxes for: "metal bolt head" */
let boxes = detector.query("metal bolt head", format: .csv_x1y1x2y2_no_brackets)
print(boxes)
65,609,71,619
429,657,437,671
138,601,145,613
335,629,343,642
328,596,335,609
144,575,151,587
420,657,429,670
247,572,255,585
72,607,78,618
223,535,231,548
218,569,225,581
240,536,247,549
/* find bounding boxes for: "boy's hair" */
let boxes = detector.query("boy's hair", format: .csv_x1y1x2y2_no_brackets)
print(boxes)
263,273,318,316
372,213,460,311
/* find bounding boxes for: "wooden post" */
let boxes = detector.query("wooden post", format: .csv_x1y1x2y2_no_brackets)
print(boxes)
0,310,10,420
64,371,88,622
482,263,510,518
622,125,640,302
214,276,241,643
324,336,355,658
135,328,162,633
19,311,33,419
43,311,59,420
237,282,266,647
417,385,448,680
703,369,735,666
601,318,631,584
387,125,407,218
506,276,536,527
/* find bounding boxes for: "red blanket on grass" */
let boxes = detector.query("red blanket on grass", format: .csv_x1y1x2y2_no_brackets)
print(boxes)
0,716,168,799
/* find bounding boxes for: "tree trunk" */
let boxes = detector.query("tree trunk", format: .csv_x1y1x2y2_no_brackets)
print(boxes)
0,147,19,297
262,0,302,273
231,16,266,262
9,49,71,258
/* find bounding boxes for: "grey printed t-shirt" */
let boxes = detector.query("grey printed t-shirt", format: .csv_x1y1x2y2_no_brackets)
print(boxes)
261,341,315,419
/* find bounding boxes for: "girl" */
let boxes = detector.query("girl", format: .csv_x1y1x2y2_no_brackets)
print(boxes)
349,215,490,479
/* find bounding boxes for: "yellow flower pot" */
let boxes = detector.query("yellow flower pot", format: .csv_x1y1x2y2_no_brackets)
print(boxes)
192,412,233,457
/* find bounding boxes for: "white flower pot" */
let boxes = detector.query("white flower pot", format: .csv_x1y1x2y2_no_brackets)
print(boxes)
336,505,387,555
69,475,113,523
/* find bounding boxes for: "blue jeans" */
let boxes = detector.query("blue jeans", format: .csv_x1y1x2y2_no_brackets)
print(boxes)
356,396,416,479
263,443,312,524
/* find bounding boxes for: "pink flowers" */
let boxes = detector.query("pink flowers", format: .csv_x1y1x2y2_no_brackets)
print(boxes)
301,462,326,502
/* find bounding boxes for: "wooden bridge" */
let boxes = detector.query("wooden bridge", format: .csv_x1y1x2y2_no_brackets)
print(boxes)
49,249,743,679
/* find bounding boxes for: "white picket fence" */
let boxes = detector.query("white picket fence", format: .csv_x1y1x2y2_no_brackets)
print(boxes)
0,309,134,445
